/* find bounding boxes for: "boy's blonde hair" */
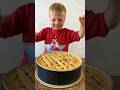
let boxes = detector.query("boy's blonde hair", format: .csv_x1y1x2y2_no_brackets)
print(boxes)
49,3,66,16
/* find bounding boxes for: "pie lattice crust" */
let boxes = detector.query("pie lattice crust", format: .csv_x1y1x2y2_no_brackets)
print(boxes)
36,51,82,71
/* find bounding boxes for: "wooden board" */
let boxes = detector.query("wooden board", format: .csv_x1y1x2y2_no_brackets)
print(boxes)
3,61,112,90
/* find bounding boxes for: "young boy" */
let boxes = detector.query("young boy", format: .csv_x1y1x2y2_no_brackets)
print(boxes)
35,3,85,53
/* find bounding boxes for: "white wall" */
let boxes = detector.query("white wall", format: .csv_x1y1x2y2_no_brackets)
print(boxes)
86,0,120,75
35,0,85,58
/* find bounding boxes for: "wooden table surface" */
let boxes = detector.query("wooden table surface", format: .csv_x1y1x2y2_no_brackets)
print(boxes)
0,74,120,90
0,58,120,90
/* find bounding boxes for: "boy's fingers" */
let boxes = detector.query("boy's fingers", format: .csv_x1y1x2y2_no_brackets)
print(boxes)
81,16,85,20
79,16,85,25
79,17,82,23
79,16,82,21
79,16,85,21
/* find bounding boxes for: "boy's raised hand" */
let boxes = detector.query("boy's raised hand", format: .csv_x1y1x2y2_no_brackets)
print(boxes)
79,16,85,39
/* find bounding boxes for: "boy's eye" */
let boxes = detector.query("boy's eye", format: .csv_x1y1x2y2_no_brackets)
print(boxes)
52,19,62,22
52,19,55,21
59,19,62,21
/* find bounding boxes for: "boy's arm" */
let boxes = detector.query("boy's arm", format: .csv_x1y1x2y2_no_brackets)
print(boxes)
68,16,85,43
35,32,41,42
35,28,47,42
78,16,85,39
104,0,120,30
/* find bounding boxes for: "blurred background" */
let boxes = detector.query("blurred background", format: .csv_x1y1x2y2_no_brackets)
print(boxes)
0,0,33,73
86,0,120,75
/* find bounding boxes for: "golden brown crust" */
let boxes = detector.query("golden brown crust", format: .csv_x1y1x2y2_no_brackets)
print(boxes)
36,51,82,71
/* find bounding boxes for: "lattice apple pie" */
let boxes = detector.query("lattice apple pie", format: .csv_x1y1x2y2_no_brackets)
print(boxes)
36,51,82,71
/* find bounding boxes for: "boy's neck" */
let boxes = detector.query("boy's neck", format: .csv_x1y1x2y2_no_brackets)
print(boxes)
52,28,62,31
52,28,62,36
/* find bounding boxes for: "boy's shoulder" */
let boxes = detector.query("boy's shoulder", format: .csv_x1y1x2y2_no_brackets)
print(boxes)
42,27,51,30
40,27,75,33
62,28,75,32
40,27,52,32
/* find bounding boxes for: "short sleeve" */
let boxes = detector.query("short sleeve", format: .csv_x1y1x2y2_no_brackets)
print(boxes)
35,28,47,42
69,30,80,43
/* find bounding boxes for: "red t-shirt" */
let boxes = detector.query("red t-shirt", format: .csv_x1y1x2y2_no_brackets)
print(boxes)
85,10,109,40
35,27,80,52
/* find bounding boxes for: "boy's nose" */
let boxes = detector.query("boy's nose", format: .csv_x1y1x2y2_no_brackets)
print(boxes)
55,20,59,25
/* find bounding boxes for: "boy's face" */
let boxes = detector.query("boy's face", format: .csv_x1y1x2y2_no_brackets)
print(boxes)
49,11,66,30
